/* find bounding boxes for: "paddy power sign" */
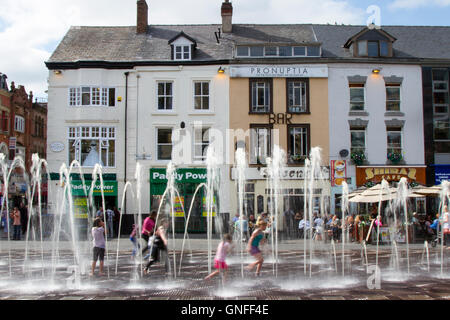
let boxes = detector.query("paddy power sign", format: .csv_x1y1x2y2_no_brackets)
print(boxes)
150,168,208,183
70,181,118,196
356,166,426,186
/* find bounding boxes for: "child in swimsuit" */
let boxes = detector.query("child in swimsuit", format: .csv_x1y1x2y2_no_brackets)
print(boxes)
246,220,267,276
204,233,233,283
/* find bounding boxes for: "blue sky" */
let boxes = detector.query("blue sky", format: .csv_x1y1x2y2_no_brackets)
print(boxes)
0,0,449,98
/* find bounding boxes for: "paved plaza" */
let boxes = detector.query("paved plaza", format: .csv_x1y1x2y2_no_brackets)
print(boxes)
0,239,448,300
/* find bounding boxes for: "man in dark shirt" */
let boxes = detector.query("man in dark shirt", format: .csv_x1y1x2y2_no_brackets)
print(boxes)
19,202,28,236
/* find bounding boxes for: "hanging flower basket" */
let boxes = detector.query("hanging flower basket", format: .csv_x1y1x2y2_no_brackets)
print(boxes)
290,155,307,163
350,151,366,165
387,151,403,164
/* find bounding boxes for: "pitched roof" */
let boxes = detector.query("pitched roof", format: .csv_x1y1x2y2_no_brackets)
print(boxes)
46,24,450,67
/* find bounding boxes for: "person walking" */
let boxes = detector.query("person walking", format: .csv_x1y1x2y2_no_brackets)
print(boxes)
442,205,449,246
90,217,106,276
204,233,233,283
141,211,157,256
234,215,249,242
245,220,267,277
19,202,28,237
113,206,121,237
129,223,139,259
106,207,115,238
10,207,21,240
143,218,169,274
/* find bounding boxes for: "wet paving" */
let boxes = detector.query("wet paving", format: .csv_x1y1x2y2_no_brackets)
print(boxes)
0,245,448,300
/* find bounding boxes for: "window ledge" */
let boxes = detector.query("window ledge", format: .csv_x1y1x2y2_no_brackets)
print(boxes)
188,112,216,116
384,111,405,117
151,112,178,116
348,111,369,117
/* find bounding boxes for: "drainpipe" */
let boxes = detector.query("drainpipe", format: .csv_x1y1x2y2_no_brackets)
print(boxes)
124,72,129,215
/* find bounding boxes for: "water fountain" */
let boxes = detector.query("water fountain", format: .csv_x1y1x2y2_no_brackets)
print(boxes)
0,147,448,299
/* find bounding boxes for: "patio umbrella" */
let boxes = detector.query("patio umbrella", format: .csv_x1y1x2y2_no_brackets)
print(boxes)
411,185,443,196
348,193,397,203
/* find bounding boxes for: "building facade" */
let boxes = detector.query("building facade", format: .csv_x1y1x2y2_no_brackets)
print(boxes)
46,1,450,233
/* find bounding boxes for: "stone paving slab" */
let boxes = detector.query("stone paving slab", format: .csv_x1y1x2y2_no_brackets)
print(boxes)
0,246,447,300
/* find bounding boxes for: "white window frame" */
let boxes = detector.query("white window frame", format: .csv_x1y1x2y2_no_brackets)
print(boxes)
386,128,403,155
193,126,210,162
156,81,174,111
14,115,25,133
287,80,307,113
174,45,191,61
67,126,116,168
386,84,401,112
250,126,271,165
289,126,309,158
251,80,271,113
68,86,116,107
156,127,173,161
350,128,366,154
349,83,366,111
193,81,210,111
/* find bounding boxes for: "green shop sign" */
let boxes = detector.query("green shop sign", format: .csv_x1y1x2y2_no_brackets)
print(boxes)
150,168,208,184
70,180,118,196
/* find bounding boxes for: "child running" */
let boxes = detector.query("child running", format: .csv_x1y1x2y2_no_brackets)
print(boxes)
90,217,106,276
246,220,267,276
143,218,169,274
204,233,233,283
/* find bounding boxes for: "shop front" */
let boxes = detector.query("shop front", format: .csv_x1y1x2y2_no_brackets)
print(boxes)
150,168,218,234
230,166,331,233
355,165,427,243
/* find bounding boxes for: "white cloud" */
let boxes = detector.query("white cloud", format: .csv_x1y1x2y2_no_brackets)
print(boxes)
389,0,450,10
0,0,365,98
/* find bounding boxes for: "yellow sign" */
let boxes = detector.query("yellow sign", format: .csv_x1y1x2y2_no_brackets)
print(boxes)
202,197,217,217
170,196,185,217
73,197,88,218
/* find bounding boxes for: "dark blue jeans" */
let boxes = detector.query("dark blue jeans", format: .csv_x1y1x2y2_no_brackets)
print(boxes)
13,225,21,240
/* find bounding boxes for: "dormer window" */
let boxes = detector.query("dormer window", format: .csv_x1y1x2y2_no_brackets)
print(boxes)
345,28,396,58
168,31,197,61
357,40,390,57
174,45,191,60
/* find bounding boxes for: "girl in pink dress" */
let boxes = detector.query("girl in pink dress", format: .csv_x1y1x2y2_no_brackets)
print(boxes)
204,234,233,283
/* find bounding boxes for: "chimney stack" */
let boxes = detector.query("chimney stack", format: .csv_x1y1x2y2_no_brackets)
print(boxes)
137,0,148,34
221,0,233,33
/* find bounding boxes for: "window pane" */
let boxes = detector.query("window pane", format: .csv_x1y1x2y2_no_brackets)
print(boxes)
158,145,172,160
250,46,264,57
166,97,173,110
279,46,292,56
387,132,402,148
307,46,320,56
368,41,379,57
293,46,306,56
82,87,90,105
434,119,450,140
202,82,209,95
264,46,277,56
434,92,448,104
380,41,389,56
158,129,172,143
434,82,448,91
166,83,172,95
350,87,365,110
358,41,367,56
195,83,202,96
202,97,209,110
158,97,166,110
236,46,249,56
351,131,365,149
194,97,202,110
432,69,448,81
81,139,101,166
108,88,115,106
158,83,165,96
